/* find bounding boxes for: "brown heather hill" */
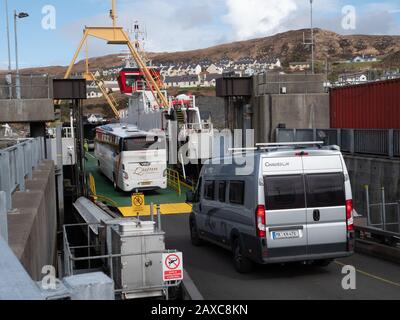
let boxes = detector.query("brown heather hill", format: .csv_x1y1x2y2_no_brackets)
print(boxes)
3,28,400,76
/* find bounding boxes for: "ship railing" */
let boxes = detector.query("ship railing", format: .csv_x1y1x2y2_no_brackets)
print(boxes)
167,168,181,196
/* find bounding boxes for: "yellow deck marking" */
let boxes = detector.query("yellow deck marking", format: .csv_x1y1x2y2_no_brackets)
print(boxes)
335,261,400,288
119,203,192,217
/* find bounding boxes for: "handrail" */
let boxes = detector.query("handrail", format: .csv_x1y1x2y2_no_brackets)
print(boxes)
88,173,118,207
0,137,45,210
167,168,181,196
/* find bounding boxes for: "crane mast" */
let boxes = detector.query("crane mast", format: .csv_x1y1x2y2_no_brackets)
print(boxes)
62,0,169,119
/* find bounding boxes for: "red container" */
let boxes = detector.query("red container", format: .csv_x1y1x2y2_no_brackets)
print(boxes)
330,78,400,129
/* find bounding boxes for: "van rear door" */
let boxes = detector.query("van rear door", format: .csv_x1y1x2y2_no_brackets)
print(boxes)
303,156,347,254
263,157,307,258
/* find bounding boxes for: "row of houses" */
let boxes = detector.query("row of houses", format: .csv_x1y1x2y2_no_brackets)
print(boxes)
155,57,282,78
164,73,223,88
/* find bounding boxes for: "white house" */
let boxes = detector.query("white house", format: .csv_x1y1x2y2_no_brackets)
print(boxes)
352,55,378,63
164,75,201,88
206,64,223,75
338,72,368,84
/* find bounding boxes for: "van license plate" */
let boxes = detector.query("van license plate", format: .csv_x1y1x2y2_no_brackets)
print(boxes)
272,230,300,240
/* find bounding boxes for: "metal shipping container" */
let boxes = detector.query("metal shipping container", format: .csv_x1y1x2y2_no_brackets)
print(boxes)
330,78,400,129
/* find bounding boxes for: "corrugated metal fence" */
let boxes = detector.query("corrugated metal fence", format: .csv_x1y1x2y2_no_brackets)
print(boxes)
0,138,45,211
276,128,400,158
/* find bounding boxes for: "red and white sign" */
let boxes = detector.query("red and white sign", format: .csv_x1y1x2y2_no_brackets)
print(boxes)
162,252,183,282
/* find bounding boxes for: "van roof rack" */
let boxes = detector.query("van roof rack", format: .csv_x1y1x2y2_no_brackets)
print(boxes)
227,142,340,154
256,141,324,147
228,147,258,152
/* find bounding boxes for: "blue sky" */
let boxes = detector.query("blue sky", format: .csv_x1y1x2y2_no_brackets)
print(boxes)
0,0,399,69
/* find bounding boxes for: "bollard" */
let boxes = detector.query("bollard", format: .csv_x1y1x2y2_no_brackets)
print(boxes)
0,191,8,243
397,201,400,234
150,203,154,222
381,187,386,231
156,204,162,231
365,185,371,226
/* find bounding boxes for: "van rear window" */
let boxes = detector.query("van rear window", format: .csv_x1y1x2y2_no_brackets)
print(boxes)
204,181,215,200
229,181,245,205
264,175,305,210
218,181,226,202
306,173,345,208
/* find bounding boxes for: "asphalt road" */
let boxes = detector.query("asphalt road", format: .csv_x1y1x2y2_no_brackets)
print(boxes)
161,213,400,300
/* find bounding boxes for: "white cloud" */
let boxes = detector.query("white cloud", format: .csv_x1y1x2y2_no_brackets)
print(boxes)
223,0,298,39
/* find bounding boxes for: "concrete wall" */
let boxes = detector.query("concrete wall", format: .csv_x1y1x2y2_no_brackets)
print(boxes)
196,96,225,129
253,93,330,143
0,99,55,123
254,73,328,96
7,160,57,281
344,155,400,232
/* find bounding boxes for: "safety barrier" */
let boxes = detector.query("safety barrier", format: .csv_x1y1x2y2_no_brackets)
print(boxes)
0,74,52,99
276,128,400,158
0,138,45,210
87,173,118,207
364,185,400,235
167,169,181,196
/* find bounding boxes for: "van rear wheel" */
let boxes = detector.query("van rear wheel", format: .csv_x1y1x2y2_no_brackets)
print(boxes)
312,259,333,267
232,239,253,274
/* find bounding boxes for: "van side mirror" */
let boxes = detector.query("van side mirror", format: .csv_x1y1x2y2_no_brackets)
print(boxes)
186,191,194,203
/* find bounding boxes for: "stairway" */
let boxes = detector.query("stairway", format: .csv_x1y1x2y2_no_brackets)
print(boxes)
175,109,185,125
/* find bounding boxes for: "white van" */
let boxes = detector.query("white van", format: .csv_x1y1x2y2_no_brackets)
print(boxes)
186,142,355,273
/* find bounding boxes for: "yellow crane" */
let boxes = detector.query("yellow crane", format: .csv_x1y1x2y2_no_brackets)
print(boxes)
62,0,169,119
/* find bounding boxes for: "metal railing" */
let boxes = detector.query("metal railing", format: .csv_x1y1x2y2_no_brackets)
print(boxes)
0,74,52,99
0,137,45,210
63,222,180,299
276,128,400,158
364,185,400,234
167,168,181,196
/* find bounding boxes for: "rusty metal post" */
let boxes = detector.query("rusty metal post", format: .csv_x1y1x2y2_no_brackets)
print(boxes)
365,185,371,226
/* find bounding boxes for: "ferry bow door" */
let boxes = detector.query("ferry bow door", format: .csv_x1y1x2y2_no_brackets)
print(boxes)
303,156,347,255
263,157,308,258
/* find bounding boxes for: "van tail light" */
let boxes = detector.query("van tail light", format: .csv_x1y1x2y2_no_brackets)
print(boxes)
346,199,354,231
256,205,266,238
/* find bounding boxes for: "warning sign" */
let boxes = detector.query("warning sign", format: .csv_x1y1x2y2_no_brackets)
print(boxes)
131,193,145,213
162,252,183,282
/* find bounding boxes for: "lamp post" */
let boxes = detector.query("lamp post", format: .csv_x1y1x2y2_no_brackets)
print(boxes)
4,0,12,98
14,10,29,99
310,0,315,74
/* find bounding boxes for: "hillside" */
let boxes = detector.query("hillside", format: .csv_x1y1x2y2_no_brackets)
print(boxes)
7,28,400,77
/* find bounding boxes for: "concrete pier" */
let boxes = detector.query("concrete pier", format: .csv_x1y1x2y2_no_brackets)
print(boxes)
7,160,57,280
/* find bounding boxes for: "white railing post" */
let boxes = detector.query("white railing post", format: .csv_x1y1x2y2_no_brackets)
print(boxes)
0,191,8,243
0,152,12,211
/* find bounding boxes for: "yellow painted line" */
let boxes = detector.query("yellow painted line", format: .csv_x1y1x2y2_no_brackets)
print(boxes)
119,203,192,217
335,261,400,288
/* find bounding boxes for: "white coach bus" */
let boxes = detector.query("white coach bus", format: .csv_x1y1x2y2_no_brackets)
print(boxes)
94,123,167,192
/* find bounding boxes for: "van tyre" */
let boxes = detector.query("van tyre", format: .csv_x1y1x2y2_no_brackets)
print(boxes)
312,259,333,267
232,238,253,274
190,219,203,246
